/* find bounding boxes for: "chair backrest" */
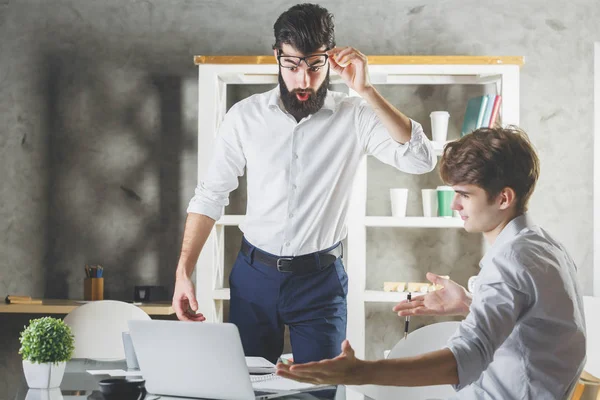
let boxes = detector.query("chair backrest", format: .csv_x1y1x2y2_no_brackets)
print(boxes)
350,321,460,400
583,296,600,379
63,300,151,360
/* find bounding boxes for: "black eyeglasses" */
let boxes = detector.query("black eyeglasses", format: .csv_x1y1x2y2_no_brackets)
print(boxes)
277,50,329,70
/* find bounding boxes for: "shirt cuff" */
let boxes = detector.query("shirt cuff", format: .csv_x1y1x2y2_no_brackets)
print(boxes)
394,119,427,152
186,198,223,221
446,340,479,391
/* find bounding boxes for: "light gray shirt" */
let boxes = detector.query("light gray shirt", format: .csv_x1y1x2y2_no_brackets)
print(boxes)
447,214,586,399
187,87,436,256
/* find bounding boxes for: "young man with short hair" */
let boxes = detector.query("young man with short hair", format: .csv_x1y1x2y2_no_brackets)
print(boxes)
278,126,586,399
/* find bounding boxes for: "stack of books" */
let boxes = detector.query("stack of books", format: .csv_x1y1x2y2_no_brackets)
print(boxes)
5,295,42,304
461,94,502,136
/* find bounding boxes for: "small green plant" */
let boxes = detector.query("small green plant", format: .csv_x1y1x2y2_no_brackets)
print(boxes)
19,317,75,364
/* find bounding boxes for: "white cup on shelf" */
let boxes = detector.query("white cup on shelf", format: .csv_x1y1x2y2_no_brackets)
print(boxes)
430,111,450,142
390,188,409,217
421,189,438,218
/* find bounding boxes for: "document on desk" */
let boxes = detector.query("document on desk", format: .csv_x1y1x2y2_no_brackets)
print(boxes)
246,356,276,374
252,375,324,391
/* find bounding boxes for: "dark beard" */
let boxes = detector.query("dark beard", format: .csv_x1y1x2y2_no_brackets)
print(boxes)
279,67,330,122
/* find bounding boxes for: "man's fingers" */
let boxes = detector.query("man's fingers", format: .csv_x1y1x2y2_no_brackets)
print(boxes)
397,305,432,317
188,293,199,311
426,272,449,285
328,57,344,74
342,340,355,358
176,308,192,321
187,313,205,322
289,365,330,381
393,296,425,311
276,369,319,384
172,300,185,320
335,52,360,68
326,46,346,56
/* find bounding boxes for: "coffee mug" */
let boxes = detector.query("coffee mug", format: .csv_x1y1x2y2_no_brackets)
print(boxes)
98,378,146,400
436,186,455,217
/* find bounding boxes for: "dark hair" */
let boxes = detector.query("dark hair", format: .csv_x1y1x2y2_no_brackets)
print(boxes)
272,3,335,54
439,126,540,214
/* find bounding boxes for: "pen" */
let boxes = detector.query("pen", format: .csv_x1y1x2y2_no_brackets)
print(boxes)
404,292,411,340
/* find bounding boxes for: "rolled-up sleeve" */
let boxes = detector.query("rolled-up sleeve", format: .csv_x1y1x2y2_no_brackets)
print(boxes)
186,107,246,220
447,253,533,390
354,101,436,174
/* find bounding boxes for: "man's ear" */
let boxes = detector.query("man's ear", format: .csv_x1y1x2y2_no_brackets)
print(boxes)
498,187,517,211
273,48,278,61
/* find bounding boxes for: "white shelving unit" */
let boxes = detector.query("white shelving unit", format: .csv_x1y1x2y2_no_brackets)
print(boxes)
194,55,522,369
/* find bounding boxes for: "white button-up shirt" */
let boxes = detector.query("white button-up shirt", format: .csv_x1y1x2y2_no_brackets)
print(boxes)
447,214,586,399
187,87,436,256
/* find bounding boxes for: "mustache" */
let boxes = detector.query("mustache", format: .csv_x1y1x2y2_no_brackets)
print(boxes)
290,88,316,95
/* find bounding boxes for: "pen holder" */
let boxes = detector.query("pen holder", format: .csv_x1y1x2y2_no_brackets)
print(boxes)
84,278,104,301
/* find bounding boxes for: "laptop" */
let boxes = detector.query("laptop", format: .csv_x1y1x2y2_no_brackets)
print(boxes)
128,320,311,400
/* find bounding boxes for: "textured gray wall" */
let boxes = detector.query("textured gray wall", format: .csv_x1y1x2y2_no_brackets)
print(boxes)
1,0,598,396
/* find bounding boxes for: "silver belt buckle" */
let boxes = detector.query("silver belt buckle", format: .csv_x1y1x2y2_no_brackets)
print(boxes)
276,257,294,273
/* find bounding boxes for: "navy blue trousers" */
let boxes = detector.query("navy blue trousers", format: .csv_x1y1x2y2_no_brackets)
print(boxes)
229,238,348,364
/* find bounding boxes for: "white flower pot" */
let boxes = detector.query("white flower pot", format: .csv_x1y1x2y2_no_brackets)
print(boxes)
22,360,66,389
25,388,64,400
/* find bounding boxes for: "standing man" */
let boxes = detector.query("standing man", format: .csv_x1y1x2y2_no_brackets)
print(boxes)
172,3,436,364
278,126,586,399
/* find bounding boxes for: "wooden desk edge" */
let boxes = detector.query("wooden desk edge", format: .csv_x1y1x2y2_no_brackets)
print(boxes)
0,301,175,316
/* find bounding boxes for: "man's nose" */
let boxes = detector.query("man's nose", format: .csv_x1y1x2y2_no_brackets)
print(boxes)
451,194,461,211
296,68,310,88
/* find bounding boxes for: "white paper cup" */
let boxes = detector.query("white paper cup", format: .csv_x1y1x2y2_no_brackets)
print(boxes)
430,111,450,142
390,188,409,217
421,189,438,217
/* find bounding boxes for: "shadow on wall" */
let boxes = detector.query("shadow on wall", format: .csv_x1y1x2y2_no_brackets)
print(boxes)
42,52,192,301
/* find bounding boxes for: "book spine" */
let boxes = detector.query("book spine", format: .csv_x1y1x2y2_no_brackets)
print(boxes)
489,95,502,127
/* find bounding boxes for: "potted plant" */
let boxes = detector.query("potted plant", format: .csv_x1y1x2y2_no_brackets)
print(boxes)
19,317,75,389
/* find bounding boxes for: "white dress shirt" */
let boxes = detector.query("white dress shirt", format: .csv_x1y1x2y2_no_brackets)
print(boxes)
447,214,586,399
187,86,436,256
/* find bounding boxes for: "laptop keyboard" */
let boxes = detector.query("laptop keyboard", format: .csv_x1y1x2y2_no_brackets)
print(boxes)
250,373,277,383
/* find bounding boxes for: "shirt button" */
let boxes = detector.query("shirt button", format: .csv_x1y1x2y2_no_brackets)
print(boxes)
292,184,297,189
293,154,298,159
286,242,291,247
289,213,294,218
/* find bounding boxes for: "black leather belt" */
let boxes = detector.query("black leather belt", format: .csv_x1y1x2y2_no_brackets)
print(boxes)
241,240,343,273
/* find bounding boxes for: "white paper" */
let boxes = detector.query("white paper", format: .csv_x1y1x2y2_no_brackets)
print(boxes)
86,369,117,375
252,375,317,391
246,356,276,374
246,356,275,368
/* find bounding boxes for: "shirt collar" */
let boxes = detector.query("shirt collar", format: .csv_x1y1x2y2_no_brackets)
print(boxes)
489,213,534,253
268,86,337,113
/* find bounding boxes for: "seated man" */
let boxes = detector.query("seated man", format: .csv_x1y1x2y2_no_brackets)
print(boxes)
277,126,586,399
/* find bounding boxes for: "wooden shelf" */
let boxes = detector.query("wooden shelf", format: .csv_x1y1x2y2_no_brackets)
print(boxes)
194,54,521,362
0,300,175,316
365,216,464,228
195,55,524,66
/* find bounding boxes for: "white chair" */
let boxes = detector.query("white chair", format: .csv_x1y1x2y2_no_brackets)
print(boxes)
350,321,460,400
63,300,151,360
